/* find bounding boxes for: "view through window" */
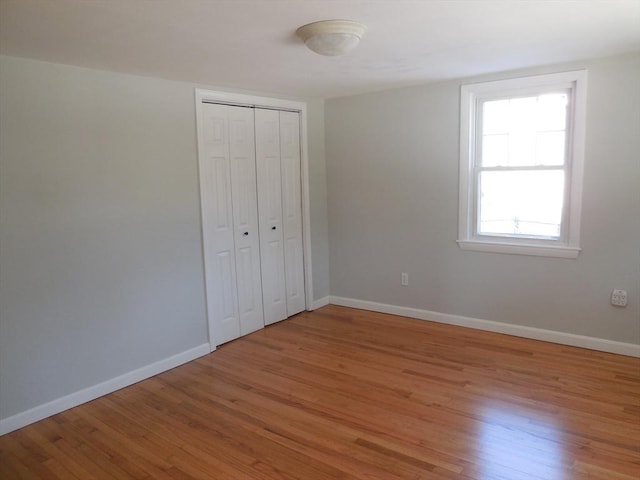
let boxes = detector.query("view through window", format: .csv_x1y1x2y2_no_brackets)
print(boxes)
478,93,568,238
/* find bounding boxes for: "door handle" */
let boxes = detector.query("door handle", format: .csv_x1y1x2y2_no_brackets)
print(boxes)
243,232,249,236
271,226,277,230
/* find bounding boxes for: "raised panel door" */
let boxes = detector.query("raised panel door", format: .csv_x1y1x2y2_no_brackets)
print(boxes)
228,106,264,336
200,103,240,345
255,108,287,325
279,111,305,316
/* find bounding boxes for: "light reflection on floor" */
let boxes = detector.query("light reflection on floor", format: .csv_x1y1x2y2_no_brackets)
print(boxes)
478,406,566,480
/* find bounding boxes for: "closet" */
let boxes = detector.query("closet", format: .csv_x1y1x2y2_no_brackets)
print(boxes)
198,101,306,346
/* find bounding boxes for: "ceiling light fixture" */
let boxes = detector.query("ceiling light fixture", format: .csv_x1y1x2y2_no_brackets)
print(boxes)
296,20,367,56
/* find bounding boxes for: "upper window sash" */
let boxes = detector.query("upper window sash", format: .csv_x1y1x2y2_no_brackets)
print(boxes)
475,90,571,169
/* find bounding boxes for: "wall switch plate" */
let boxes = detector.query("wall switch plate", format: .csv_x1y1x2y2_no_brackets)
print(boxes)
401,273,408,286
611,289,627,307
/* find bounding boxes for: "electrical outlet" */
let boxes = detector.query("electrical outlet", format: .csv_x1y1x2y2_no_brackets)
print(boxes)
611,289,627,307
401,272,408,286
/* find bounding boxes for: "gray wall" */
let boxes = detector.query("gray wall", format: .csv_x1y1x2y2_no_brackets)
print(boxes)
326,53,640,344
0,55,330,420
307,98,330,301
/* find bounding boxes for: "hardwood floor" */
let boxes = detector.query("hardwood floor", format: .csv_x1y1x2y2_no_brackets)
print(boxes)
1,305,639,479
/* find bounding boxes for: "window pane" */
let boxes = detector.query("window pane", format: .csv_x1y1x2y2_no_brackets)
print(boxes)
480,93,568,168
483,100,510,134
536,131,565,166
508,130,536,166
479,170,564,238
536,93,567,131
510,97,537,133
482,134,509,167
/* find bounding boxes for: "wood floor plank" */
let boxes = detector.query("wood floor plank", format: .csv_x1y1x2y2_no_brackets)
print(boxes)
1,305,638,479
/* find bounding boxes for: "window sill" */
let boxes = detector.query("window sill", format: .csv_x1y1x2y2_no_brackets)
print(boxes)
457,239,581,259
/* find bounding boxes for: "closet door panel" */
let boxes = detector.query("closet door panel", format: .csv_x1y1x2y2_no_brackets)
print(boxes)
200,103,240,345
228,106,264,336
255,108,287,325
279,111,305,316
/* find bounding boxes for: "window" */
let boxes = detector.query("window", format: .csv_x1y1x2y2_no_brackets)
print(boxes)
458,71,587,258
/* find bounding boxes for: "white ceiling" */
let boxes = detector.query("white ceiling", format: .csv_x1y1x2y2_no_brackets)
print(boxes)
1,0,639,98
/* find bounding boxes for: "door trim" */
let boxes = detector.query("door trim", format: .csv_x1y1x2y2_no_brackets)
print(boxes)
195,89,314,351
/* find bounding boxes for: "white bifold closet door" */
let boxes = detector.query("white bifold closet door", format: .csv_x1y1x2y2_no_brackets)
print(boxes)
199,103,306,345
255,109,306,325
200,103,264,345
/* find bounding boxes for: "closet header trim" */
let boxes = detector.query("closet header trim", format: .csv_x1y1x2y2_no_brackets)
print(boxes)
201,99,300,114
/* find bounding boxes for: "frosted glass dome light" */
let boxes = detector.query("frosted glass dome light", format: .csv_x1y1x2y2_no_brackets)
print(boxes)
296,20,367,56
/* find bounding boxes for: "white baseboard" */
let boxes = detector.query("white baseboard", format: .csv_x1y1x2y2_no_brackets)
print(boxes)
0,343,210,436
329,296,640,358
311,296,330,310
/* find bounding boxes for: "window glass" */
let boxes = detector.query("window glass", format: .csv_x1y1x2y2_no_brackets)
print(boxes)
479,170,565,238
481,93,568,168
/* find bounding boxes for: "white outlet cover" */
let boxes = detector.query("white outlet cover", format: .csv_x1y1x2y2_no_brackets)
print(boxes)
611,289,628,307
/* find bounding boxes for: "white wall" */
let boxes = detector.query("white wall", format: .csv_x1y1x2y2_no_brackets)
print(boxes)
326,53,640,345
0,55,330,425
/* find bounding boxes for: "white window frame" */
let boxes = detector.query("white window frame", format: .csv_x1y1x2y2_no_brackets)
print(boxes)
458,70,587,258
